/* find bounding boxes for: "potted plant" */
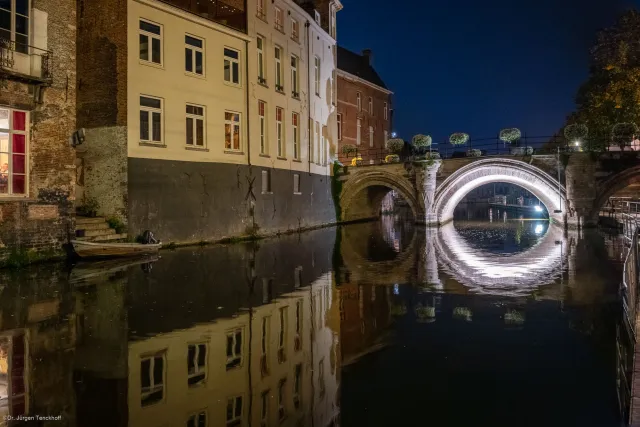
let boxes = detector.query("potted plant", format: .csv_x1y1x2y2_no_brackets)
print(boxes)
612,122,638,151
341,143,357,157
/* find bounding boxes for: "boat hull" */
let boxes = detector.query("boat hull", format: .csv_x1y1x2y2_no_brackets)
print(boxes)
71,240,162,259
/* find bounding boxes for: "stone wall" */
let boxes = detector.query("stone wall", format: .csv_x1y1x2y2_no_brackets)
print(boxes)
565,153,598,228
128,158,337,243
0,0,77,263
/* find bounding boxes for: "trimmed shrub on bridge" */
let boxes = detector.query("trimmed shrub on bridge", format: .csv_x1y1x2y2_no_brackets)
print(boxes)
466,149,482,157
449,132,469,146
412,134,432,149
612,122,639,150
499,128,522,145
386,138,405,153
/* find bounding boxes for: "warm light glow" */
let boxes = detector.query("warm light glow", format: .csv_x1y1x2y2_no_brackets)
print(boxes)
574,140,580,146
535,224,544,234
534,205,543,212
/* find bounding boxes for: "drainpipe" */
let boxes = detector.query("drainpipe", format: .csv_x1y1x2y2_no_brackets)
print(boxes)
245,38,251,167
306,20,312,176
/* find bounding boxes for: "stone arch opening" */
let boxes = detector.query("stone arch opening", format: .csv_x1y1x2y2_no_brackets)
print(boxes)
340,168,423,223
433,159,567,225
589,165,640,223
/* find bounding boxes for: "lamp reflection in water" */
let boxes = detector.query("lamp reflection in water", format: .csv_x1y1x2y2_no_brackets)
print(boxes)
534,224,544,235
534,205,543,213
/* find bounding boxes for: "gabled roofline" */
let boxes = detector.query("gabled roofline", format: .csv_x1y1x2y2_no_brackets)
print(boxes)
337,69,394,95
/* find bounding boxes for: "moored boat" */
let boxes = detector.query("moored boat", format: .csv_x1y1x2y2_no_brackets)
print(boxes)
71,240,162,259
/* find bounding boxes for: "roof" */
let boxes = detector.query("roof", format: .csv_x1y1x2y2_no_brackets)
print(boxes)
337,46,388,90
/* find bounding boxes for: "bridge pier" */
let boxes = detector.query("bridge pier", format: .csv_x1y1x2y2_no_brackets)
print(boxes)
418,160,442,227
565,153,598,229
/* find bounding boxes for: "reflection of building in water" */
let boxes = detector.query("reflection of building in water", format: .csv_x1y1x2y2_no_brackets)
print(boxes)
461,182,537,204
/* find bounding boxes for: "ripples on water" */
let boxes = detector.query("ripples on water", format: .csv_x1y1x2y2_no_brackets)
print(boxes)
0,208,627,427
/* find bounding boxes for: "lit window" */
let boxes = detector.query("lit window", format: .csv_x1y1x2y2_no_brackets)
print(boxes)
291,18,299,42
337,113,342,140
368,97,373,114
226,396,243,427
257,36,266,84
0,0,29,54
292,112,299,160
224,47,240,85
276,107,284,157
369,126,374,147
187,411,206,427
258,100,267,154
293,173,300,194
224,111,241,151
0,107,28,195
140,96,163,144
139,19,162,65
356,92,361,111
187,343,207,387
291,55,299,98
140,352,165,406
226,329,243,370
185,35,204,75
275,7,284,32
186,104,205,147
275,46,283,92
314,56,321,96
356,118,361,145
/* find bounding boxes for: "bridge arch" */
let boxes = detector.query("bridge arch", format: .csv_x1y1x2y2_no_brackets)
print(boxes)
589,165,640,223
433,158,567,225
340,167,423,222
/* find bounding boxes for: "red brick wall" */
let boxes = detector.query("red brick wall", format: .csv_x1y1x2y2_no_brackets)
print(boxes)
337,73,392,165
0,0,77,263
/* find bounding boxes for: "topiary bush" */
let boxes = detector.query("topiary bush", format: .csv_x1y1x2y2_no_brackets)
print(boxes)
385,138,405,153
449,132,469,146
412,134,432,149
499,128,522,144
466,149,482,157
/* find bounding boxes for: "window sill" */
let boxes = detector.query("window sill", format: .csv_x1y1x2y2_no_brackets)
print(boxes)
139,142,166,148
275,89,285,95
185,71,206,80
139,60,164,70
0,197,35,203
258,81,268,88
186,146,209,152
256,13,268,23
292,95,300,101
292,159,302,163
223,81,242,89
224,150,245,155
262,191,273,195
291,37,300,44
294,192,302,195
276,156,287,161
259,154,271,158
275,26,285,34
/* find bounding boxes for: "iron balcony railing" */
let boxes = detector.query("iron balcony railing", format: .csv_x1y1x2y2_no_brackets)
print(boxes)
621,214,640,336
0,38,52,83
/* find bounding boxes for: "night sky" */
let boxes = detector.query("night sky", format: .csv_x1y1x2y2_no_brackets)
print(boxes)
338,0,639,144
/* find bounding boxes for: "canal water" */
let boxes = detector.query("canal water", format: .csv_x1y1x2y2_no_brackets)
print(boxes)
0,203,627,426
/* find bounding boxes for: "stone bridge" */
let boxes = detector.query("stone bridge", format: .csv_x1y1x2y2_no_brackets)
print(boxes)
338,152,640,228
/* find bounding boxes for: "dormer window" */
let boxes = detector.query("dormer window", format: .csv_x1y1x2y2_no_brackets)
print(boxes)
314,10,321,25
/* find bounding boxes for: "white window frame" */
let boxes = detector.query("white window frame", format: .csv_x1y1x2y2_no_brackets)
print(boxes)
187,342,207,387
321,129,326,166
330,5,336,39
315,121,320,164
369,126,374,147
0,107,29,196
257,0,266,20
188,411,207,427
258,100,267,155
331,69,336,105
257,35,266,85
140,352,165,406
314,56,321,96
140,95,163,144
314,10,321,25
0,0,29,54
139,19,163,66
368,97,373,114
292,112,300,160
356,118,361,145
291,18,299,42
185,34,204,76
224,111,241,152
356,92,361,111
226,329,243,370
291,55,299,98
226,396,243,426
384,102,388,120
224,47,241,86
186,104,205,148
309,118,315,163
337,113,342,140
276,107,284,158
275,7,284,32
275,46,283,92
293,173,300,195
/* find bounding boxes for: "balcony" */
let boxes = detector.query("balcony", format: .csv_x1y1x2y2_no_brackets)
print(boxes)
0,39,52,85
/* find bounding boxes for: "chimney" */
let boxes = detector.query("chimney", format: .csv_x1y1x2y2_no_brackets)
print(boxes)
362,49,372,66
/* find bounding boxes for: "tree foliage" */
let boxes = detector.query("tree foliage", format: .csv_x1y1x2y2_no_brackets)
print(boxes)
412,134,432,148
449,132,469,145
612,122,639,148
386,138,405,153
499,128,521,143
564,124,588,141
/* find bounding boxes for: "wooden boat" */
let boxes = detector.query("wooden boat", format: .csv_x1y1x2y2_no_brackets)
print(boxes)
71,240,162,259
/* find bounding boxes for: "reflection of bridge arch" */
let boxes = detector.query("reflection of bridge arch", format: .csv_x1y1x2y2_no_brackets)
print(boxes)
434,222,566,296
433,158,567,225
340,165,422,222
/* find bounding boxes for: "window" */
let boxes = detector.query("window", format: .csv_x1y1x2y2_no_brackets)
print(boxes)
291,18,299,42
293,174,300,194
275,7,283,32
321,130,326,166
262,170,271,193
0,108,27,195
315,122,320,163
384,130,388,142
369,126,374,147
293,364,302,409
292,112,299,160
309,118,315,163
356,93,361,111
294,300,302,349
140,352,165,406
224,111,241,151
0,0,29,54
185,35,204,75
278,307,287,360
278,379,286,421
186,104,205,147
368,97,373,114
294,266,302,288
331,69,336,105
314,10,321,25
226,329,243,370
318,359,325,396
226,396,243,427
261,391,270,427
276,107,284,157
356,118,361,145
257,0,266,20
139,19,162,65
261,317,270,356
140,96,163,144
274,46,283,92
314,56,321,96
187,343,207,386
330,5,336,39
384,102,388,120
224,47,240,85
187,411,207,427
257,36,266,84
258,101,267,154
337,113,342,140
291,55,299,98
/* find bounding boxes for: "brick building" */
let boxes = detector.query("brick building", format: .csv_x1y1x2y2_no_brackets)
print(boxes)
0,0,76,264
336,47,392,165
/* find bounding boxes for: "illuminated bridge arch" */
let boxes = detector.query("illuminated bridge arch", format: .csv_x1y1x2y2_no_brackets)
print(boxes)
433,158,567,225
